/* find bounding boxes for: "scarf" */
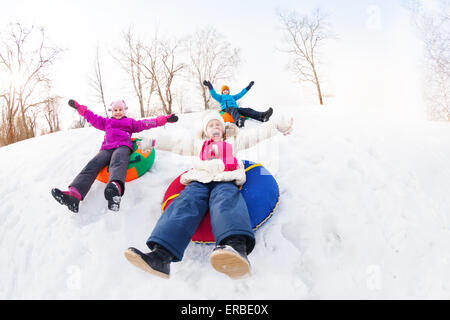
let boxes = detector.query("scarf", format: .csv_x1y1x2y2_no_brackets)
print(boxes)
200,139,238,171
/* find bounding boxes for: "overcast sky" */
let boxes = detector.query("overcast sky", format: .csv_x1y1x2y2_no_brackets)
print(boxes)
0,0,430,124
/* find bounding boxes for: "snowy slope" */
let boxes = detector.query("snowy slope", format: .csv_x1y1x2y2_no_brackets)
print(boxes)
1,106,450,299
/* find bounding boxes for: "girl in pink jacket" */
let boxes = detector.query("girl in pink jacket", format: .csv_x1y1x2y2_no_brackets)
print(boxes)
51,99,178,213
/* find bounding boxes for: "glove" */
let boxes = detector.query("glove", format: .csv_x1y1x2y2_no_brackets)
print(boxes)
224,123,239,138
245,81,254,91
166,114,178,123
68,99,80,109
68,99,87,116
276,116,294,135
203,80,213,90
137,137,155,153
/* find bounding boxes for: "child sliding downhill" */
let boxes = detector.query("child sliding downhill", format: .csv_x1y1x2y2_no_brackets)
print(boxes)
203,80,273,128
51,99,178,212
124,111,293,279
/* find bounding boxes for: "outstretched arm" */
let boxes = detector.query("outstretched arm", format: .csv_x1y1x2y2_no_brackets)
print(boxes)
234,116,294,152
209,87,223,103
203,80,222,103
131,114,178,133
232,88,248,101
136,130,199,156
68,99,106,131
232,81,253,101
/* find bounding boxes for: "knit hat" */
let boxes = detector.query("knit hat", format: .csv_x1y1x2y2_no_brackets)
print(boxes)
221,85,230,94
109,100,128,114
202,111,225,136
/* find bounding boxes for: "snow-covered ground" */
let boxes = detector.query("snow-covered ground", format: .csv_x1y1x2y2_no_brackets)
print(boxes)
1,105,450,299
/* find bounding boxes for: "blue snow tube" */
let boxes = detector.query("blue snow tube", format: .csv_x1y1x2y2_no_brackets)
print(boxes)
240,160,280,230
162,160,280,243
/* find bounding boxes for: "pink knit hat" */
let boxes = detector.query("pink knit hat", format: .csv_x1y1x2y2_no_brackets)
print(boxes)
109,100,128,114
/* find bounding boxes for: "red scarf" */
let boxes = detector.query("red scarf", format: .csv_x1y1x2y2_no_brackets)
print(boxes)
200,139,238,171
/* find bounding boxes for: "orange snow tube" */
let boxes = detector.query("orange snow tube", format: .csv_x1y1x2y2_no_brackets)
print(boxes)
219,111,247,123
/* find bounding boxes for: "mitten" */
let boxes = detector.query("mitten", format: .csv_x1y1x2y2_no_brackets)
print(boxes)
203,80,213,90
275,116,294,135
166,114,178,123
68,99,78,109
68,99,87,116
245,81,255,91
137,137,155,153
224,123,239,138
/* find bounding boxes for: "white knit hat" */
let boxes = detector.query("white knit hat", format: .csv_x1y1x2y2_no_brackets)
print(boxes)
202,111,225,136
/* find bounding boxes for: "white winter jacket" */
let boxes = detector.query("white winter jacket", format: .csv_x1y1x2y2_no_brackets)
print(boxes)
137,118,292,186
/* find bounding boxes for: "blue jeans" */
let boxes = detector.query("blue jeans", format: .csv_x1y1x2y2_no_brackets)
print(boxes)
147,181,255,262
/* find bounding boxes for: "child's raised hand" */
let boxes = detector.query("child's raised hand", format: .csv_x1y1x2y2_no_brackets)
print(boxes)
68,99,87,116
166,114,178,123
276,116,294,135
68,99,80,109
154,114,178,127
203,80,213,89
137,137,155,153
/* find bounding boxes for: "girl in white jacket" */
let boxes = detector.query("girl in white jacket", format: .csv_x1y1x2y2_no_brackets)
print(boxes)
124,112,293,279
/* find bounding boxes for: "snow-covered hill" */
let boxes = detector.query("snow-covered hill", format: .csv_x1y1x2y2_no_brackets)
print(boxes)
1,106,450,299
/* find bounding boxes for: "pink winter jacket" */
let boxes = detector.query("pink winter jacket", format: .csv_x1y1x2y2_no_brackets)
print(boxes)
77,105,167,151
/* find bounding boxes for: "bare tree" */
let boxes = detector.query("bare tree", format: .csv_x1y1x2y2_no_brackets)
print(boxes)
90,46,108,116
174,87,186,114
278,8,333,105
114,28,155,117
187,27,241,110
409,0,449,120
42,95,61,134
142,32,185,114
0,23,61,144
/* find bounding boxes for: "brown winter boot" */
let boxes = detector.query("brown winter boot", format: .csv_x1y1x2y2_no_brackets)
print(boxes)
210,235,251,279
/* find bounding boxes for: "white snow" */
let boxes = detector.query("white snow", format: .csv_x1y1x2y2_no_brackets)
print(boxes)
1,105,450,299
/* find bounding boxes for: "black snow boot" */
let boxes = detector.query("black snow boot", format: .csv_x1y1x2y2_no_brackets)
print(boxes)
236,117,246,128
262,107,273,122
104,181,122,211
124,245,174,279
210,235,251,279
51,188,80,213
